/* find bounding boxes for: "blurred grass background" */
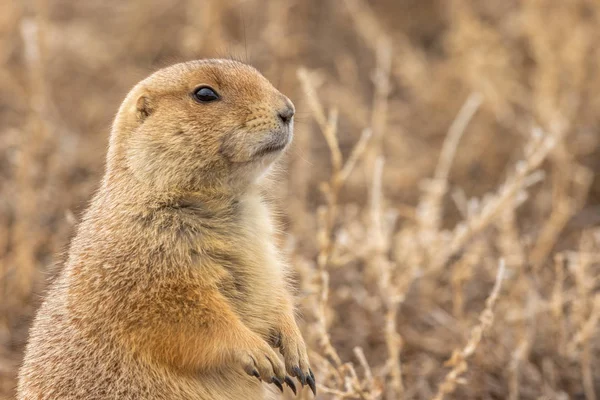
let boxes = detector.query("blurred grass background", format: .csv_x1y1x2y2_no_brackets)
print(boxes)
1,0,600,399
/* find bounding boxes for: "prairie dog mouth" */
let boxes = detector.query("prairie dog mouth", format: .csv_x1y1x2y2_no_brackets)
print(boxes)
254,130,292,157
257,142,287,155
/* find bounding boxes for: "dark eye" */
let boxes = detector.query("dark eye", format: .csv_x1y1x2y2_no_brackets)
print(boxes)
192,86,220,103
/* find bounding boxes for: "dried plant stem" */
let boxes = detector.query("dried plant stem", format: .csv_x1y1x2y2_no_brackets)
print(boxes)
568,235,599,400
551,254,567,357
450,240,484,318
530,164,592,270
579,296,600,400
298,67,373,397
339,128,372,184
431,260,506,400
353,347,374,389
508,338,530,400
368,157,404,399
530,198,572,271
433,130,558,270
496,204,525,268
434,93,483,183
418,92,483,234
364,38,392,176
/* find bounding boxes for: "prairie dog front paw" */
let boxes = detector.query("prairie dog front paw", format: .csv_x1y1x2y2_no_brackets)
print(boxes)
235,337,297,394
278,329,316,395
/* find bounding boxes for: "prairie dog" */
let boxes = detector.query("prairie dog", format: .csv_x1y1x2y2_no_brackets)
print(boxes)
17,59,315,400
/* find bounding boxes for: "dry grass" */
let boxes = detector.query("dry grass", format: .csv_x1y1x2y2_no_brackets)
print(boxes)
1,0,600,399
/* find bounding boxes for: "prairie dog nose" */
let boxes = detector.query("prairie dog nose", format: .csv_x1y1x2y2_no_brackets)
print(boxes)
277,99,295,125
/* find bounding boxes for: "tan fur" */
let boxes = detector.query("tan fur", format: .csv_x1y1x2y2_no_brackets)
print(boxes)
17,59,312,400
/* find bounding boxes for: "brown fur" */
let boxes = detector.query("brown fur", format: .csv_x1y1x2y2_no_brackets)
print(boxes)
17,59,311,400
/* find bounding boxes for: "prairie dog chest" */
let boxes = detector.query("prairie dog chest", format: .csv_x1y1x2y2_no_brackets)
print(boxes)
239,193,282,274
214,193,287,327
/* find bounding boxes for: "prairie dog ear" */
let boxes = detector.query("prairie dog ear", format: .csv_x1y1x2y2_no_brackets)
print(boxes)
135,93,154,122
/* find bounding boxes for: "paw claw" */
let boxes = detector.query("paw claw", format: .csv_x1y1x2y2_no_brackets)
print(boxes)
272,377,284,393
306,372,316,396
284,376,297,395
238,340,286,386
292,366,306,386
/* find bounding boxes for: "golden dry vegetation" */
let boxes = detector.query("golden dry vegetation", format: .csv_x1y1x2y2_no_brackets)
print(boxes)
1,0,600,399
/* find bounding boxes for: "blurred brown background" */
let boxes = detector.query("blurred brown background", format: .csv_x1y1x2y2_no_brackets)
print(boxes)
1,0,600,399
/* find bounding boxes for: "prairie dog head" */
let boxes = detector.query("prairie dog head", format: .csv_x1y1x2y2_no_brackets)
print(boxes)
107,59,294,194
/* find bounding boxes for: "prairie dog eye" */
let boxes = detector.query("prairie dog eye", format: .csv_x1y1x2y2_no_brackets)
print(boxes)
192,86,220,103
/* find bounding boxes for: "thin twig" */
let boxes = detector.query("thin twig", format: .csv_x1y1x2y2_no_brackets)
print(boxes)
431,260,506,400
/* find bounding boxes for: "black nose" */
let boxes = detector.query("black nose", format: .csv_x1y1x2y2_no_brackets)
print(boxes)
278,104,295,125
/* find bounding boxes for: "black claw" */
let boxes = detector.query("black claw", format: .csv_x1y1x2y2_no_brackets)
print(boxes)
306,372,316,396
292,366,306,386
251,369,260,380
272,377,284,393
284,376,297,395
309,368,315,382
